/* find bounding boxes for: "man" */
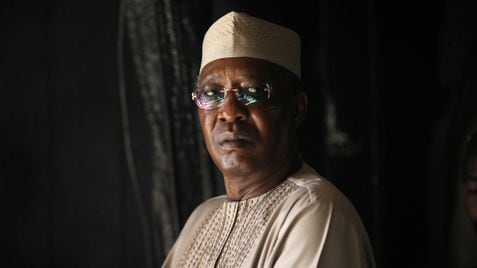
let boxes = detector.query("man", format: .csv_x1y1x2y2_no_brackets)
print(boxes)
163,11,375,267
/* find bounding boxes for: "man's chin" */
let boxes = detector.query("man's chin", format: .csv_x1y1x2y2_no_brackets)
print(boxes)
217,153,255,176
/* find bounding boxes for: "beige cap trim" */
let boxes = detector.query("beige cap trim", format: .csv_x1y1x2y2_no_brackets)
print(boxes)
200,12,301,79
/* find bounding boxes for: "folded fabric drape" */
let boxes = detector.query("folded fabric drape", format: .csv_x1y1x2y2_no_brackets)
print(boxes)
121,0,220,265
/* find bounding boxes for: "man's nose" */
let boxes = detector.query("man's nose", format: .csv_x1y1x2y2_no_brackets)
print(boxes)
217,92,248,123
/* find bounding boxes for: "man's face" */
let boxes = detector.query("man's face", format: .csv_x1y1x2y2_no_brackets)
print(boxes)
197,58,302,177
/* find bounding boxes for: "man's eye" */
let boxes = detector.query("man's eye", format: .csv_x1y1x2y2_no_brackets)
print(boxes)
205,90,216,96
243,85,267,94
201,88,222,98
246,87,257,93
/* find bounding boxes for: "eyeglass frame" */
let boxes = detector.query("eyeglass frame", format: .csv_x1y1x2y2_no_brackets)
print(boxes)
191,83,273,110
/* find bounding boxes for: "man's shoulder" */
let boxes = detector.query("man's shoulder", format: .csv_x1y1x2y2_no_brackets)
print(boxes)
282,162,363,224
286,163,346,204
277,164,375,268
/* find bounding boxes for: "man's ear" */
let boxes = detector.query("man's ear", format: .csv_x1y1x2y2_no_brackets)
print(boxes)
293,91,308,127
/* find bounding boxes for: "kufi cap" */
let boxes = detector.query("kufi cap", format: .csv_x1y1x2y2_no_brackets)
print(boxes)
200,12,301,79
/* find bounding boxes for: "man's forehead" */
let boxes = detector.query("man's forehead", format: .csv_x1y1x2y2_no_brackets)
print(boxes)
200,69,263,83
199,58,283,83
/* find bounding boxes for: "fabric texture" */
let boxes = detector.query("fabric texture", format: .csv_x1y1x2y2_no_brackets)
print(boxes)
125,0,221,264
200,11,301,79
162,163,375,268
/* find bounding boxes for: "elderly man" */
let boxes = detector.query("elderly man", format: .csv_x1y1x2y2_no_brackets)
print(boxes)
163,12,375,267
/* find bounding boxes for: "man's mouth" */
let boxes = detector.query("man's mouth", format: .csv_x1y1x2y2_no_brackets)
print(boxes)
217,132,253,149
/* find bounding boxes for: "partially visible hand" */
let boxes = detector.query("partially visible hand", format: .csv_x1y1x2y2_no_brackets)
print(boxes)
464,181,477,232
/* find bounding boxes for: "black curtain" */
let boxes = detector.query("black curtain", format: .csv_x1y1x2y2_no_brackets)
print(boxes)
121,0,221,265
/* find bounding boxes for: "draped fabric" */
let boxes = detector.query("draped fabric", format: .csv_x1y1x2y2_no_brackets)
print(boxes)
122,0,220,265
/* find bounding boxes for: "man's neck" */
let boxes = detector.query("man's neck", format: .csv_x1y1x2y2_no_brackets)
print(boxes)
223,157,303,201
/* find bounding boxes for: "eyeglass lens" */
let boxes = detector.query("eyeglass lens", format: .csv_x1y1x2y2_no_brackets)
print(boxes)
193,84,270,110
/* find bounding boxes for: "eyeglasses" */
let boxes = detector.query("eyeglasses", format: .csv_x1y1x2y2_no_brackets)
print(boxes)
192,83,272,110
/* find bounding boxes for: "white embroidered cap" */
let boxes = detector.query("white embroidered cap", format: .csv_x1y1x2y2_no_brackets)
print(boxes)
200,12,301,79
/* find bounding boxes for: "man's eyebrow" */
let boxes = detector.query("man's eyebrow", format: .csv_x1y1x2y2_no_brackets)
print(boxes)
199,73,223,84
236,75,262,82
198,72,268,86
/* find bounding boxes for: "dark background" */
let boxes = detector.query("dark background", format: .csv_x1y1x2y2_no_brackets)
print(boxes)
1,0,476,267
